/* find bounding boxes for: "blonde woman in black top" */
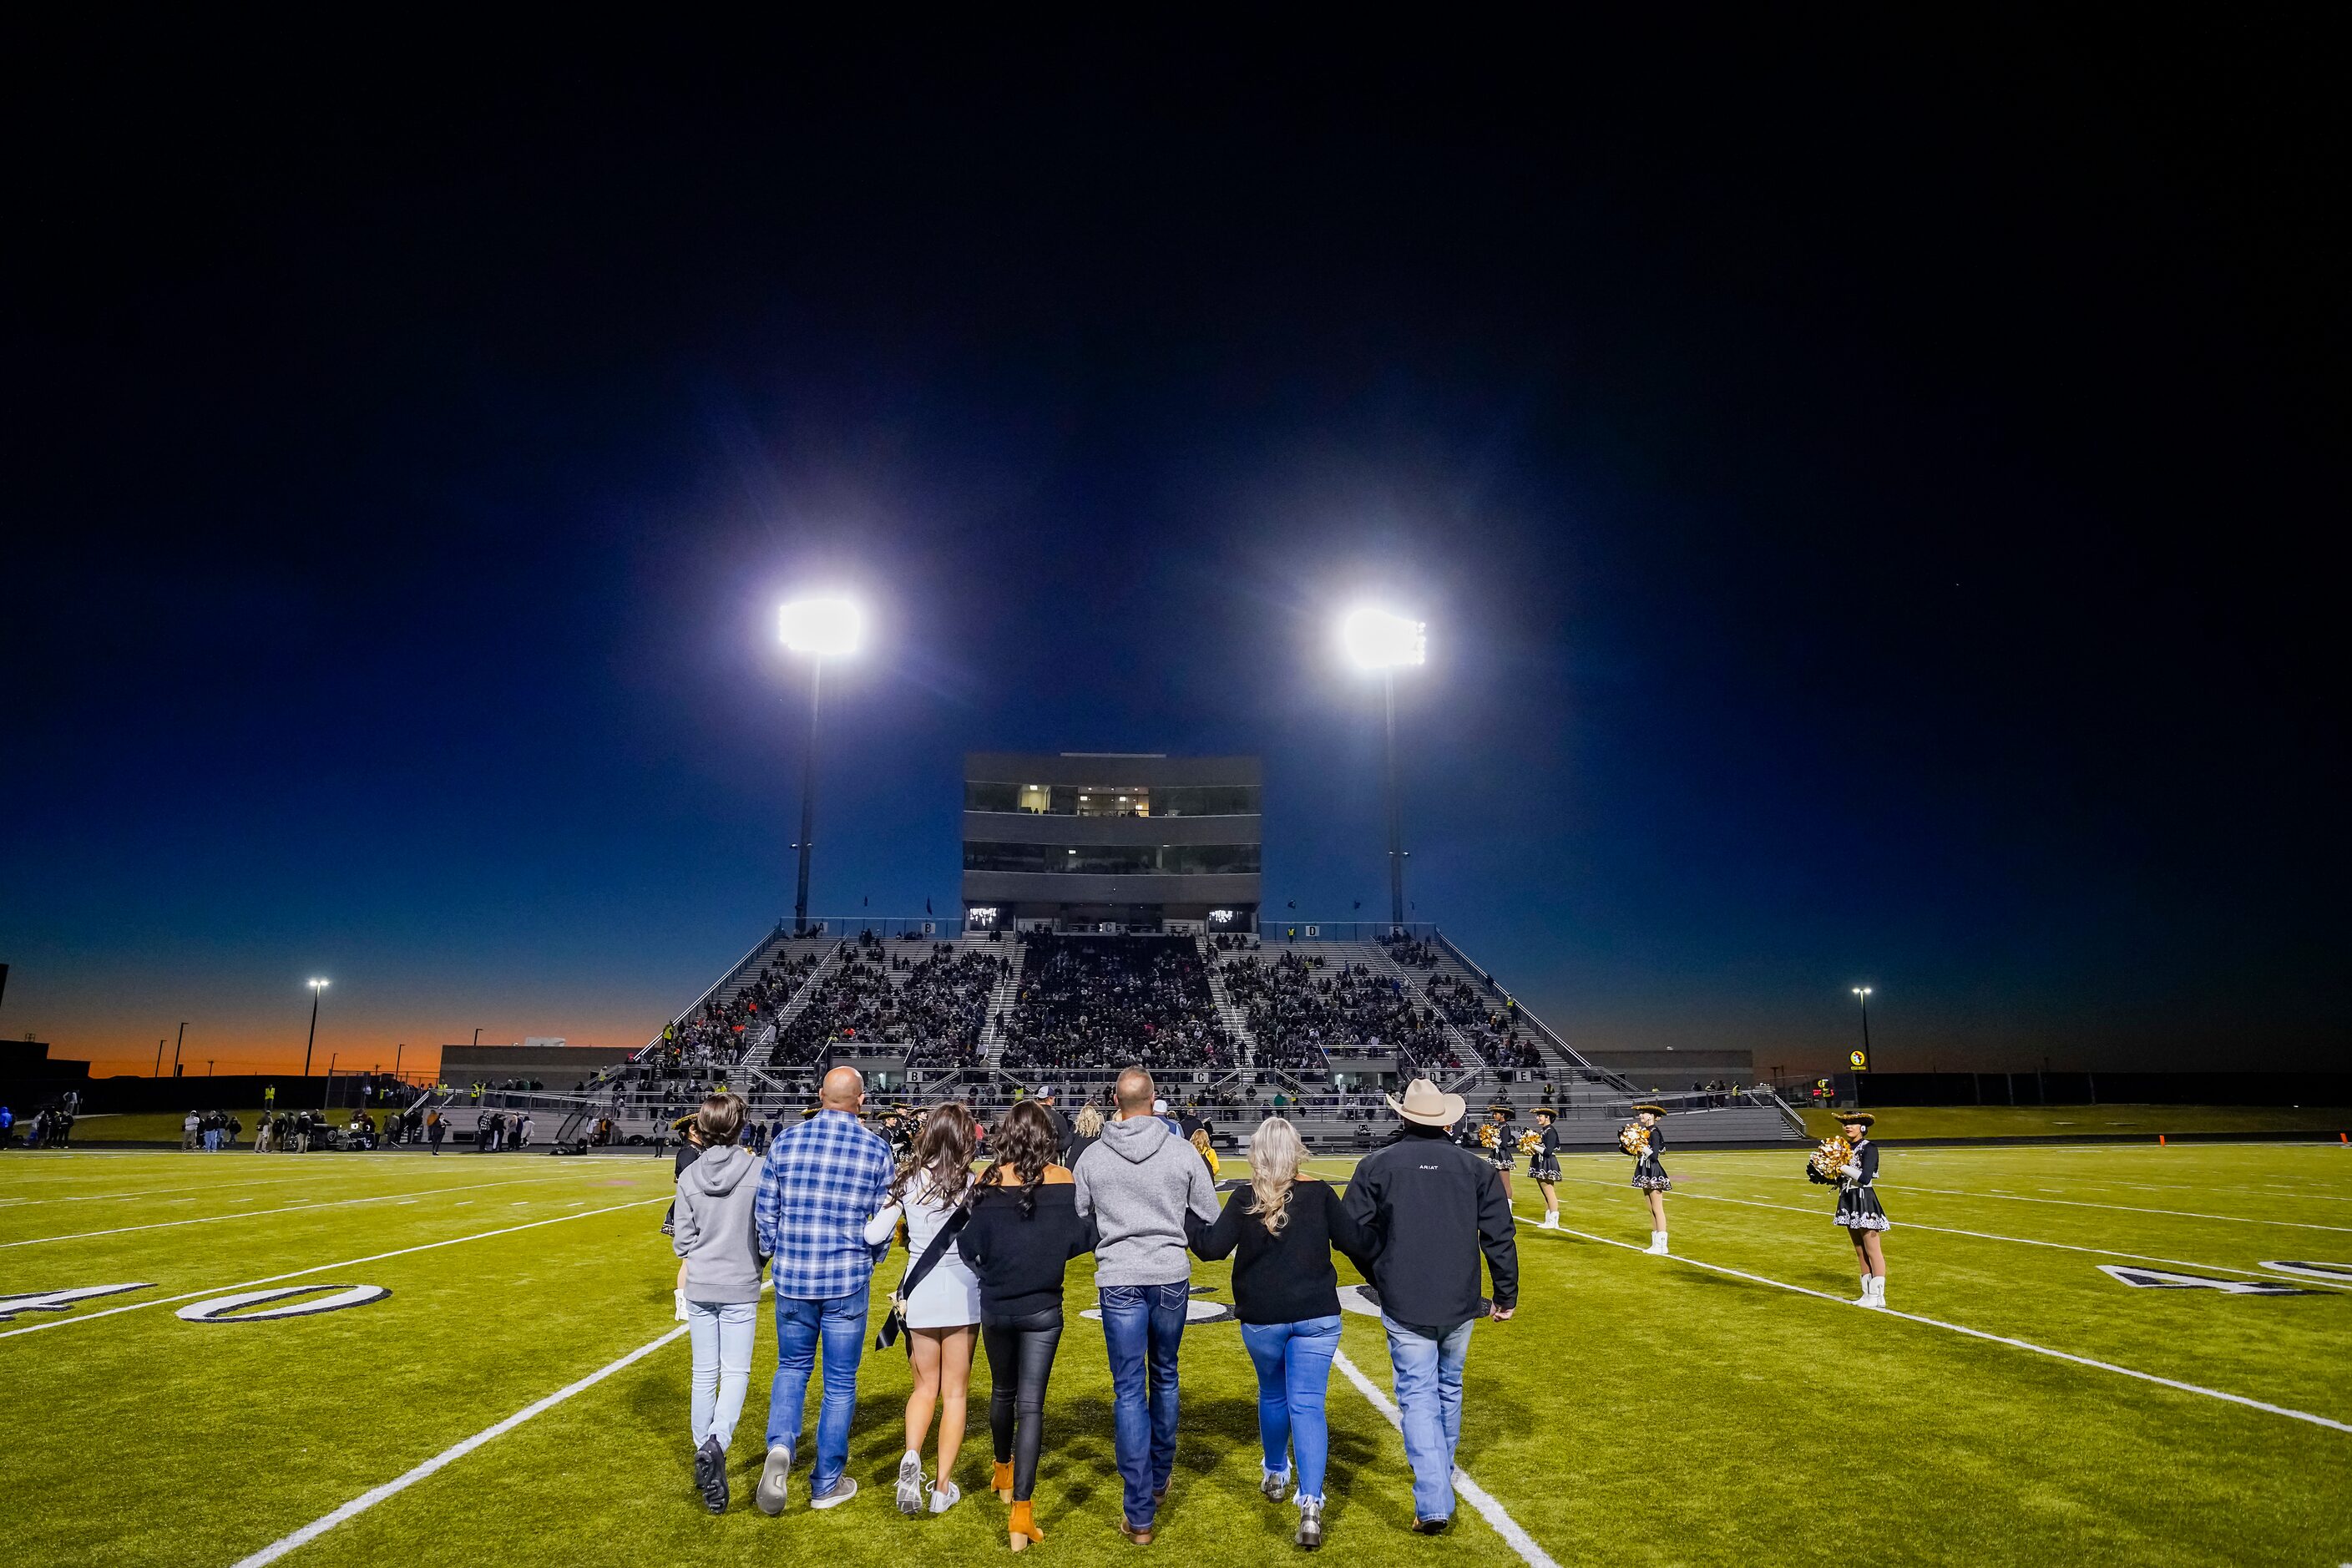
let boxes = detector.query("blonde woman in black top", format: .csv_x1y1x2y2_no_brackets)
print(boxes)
1187,1115,1371,1550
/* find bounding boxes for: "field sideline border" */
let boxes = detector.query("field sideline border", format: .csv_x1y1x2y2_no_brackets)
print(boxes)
1530,1223,2352,1434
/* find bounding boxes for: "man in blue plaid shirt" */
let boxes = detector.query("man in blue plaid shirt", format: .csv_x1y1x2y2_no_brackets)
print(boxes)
752,1066,893,1515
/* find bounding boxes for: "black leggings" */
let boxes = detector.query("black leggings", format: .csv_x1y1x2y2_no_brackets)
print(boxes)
981,1308,1065,1502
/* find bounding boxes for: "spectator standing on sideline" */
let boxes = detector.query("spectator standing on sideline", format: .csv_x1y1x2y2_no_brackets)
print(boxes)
1071,1067,1221,1545
1343,1078,1518,1535
1065,1104,1105,1166
426,1110,445,1155
753,1065,893,1516
182,1110,200,1151
673,1092,767,1514
1188,1115,1371,1550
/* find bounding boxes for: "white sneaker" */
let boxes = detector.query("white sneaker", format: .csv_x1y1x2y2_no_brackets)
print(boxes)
1646,1232,1668,1255
896,1451,926,1515
929,1481,962,1515
810,1476,858,1510
674,1288,689,1323
755,1444,792,1516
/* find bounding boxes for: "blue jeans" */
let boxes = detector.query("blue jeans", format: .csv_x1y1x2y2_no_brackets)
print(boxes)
767,1292,869,1492
689,1299,758,1449
1239,1316,1342,1501
1383,1314,1474,1521
1099,1282,1188,1526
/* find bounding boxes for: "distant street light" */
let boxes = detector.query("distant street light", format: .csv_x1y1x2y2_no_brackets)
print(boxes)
780,596,865,933
1851,986,1874,1071
171,1019,189,1077
473,1027,483,1047
304,979,329,1077
1342,607,1426,931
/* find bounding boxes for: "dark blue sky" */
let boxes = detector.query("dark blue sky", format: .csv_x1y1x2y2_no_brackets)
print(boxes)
6,19,2342,1077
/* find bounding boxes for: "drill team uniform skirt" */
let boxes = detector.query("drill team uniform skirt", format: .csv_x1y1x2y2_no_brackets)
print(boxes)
1630,1152,1672,1192
1834,1184,1892,1232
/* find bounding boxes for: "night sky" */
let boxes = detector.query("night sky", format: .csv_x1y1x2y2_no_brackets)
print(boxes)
7,19,2342,1081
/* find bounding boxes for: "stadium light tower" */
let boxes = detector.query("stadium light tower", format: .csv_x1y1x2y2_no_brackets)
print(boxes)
1342,607,1427,932
779,596,863,933
303,979,329,1077
1852,985,1874,1071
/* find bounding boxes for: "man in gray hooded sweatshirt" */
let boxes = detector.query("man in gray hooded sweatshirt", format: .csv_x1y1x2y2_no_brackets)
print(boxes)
1072,1067,1222,1543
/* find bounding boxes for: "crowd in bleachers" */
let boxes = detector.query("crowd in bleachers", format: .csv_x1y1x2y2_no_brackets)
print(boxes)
649,943,829,1083
768,938,1007,1069
1424,972,1547,1070
998,933,1237,1073
1216,949,1460,1076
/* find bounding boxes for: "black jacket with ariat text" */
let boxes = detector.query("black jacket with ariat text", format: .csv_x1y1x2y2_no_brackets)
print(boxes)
1343,1124,1518,1326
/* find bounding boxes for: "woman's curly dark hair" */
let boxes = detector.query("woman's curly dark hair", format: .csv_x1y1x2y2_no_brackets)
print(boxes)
981,1100,1060,1217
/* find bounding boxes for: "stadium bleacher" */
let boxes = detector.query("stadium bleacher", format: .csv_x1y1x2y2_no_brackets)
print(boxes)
498,916,1801,1152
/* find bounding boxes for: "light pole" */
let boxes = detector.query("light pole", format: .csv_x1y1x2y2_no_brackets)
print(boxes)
304,979,329,1076
1342,607,1427,932
1852,986,1874,1071
171,1019,189,1077
395,1043,404,1080
779,597,863,933
472,1027,483,1047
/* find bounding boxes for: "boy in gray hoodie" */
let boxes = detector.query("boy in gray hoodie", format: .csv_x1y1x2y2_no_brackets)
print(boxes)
673,1093,767,1513
1071,1068,1222,1541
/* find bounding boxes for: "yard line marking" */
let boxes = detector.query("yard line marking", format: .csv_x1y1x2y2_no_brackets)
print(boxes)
0,1197,666,1339
226,1323,689,1568
1332,1349,1559,1566
1878,1183,2352,1233
1537,1183,2352,1292
1537,1224,2352,1434
0,1176,569,1250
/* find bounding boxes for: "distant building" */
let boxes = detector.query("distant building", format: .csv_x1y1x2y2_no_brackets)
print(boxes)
962,752,1262,933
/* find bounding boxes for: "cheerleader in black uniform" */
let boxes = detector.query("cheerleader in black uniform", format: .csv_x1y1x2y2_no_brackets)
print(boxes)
1528,1108,1563,1230
1480,1107,1516,1203
1828,1112,1892,1306
1623,1103,1672,1255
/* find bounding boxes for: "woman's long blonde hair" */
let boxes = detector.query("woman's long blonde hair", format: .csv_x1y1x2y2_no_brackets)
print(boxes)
1247,1115,1307,1235
1075,1105,1105,1138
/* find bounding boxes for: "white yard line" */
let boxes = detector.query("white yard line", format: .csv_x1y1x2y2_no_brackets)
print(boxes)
1876,1183,2352,1233
1330,1349,1558,1567
226,1323,689,1567
0,1197,666,1339
1538,1182,2352,1292
1534,1224,2352,1435
0,1175,571,1249
0,1171,436,1209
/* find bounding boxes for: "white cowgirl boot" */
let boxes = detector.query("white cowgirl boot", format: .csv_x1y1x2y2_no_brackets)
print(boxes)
1854,1275,1872,1304
1869,1276,1887,1308
1646,1231,1668,1255
1540,1211,1559,1230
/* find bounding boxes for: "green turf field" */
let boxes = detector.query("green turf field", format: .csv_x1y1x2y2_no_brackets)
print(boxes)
1793,1103,2352,1141
3,1141,2347,1566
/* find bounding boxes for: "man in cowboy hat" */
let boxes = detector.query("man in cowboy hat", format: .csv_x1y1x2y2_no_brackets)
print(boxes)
1344,1078,1519,1535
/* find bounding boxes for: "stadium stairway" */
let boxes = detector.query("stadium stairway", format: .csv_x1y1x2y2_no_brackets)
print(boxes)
977,946,1023,1065
1195,934,1262,1063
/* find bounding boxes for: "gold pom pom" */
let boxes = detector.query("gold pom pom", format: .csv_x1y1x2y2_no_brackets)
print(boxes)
1809,1135,1853,1180
1619,1123,1651,1157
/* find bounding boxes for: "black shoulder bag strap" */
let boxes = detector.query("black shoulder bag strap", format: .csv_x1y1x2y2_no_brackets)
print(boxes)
874,1196,974,1351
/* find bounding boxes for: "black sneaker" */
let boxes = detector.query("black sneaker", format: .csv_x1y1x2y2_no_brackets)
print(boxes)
695,1437,729,1514
1412,1515,1450,1535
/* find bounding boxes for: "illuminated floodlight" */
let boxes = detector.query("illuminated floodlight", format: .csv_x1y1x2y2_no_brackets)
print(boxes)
1341,607,1426,670
1853,986,1872,998
309,978,330,991
778,598,862,657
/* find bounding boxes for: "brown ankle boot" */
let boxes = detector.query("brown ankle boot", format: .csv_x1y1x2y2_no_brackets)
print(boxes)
1009,1499,1044,1550
993,1459,1015,1503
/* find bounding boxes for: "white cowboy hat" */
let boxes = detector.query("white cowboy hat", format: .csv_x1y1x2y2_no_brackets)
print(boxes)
1385,1077,1466,1129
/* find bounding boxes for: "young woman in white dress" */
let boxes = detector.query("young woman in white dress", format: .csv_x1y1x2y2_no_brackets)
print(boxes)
865,1100,984,1514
